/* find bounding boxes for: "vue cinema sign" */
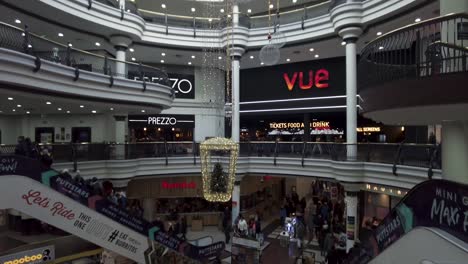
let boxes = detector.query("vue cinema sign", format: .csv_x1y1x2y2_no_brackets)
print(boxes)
283,69,329,91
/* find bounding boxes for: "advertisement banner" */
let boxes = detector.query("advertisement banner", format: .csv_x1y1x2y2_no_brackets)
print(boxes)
0,245,55,264
47,174,92,206
95,198,149,235
0,156,46,181
349,179,468,264
129,71,195,99
0,176,149,264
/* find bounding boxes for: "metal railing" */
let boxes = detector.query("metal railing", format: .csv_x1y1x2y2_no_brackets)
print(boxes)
359,13,468,90
0,141,441,177
0,21,170,89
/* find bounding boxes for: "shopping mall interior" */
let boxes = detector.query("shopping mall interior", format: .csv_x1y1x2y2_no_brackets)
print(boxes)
0,0,467,263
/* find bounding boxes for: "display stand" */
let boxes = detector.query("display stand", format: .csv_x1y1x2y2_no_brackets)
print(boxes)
231,236,263,264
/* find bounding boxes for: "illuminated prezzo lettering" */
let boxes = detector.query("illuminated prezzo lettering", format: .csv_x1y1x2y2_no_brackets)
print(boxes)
147,117,177,125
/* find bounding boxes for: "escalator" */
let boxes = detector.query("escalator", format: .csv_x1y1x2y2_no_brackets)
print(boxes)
347,179,468,264
0,156,225,264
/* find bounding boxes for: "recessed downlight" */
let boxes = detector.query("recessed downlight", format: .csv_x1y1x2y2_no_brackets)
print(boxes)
26,111,30,114
66,111,70,114
250,55,254,59
220,9,225,13
218,56,222,60
314,54,319,58
261,62,264,65
12,109,16,112
161,52,166,56
376,31,382,36
46,101,52,105
161,4,166,9
269,4,274,9
57,108,62,111
286,58,291,62
341,41,346,46
95,42,101,46
188,62,192,65
191,7,196,12
208,18,213,22
8,97,13,101
160,60,165,63
91,110,97,113
131,57,136,61
68,43,73,47
15,19,21,24
247,9,252,13
379,46,384,50
129,48,135,52
58,33,64,37
141,109,146,113
27,44,32,48
17,104,22,108
80,105,84,108
191,55,196,59
110,108,114,111
415,18,421,22
309,48,314,52
292,0,297,3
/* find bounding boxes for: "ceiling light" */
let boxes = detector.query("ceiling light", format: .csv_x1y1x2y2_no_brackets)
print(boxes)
58,33,64,37
131,57,136,61
46,101,52,105
95,42,101,47
341,41,346,46
261,62,264,65
269,4,274,9
141,109,146,113
315,54,319,58
161,52,166,56
161,4,166,9
379,46,384,50
68,43,73,47
188,62,192,65
309,48,314,52
191,7,196,12
57,108,62,111
27,44,32,48
21,33,25,37
17,104,22,108
110,107,114,111
15,19,21,24
286,58,291,62
26,111,30,114
8,97,13,101
208,18,213,22
228,14,231,18
129,48,134,52
218,56,222,60
91,110,97,113
247,9,252,13
12,109,16,112
250,55,254,59
293,0,297,3
220,9,225,13
191,55,195,59
376,31,382,36
160,59,165,63
79,105,84,108
415,18,421,22
66,111,70,113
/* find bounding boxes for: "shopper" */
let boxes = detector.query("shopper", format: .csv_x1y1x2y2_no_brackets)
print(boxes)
40,148,53,169
255,215,262,242
237,214,248,237
280,205,287,226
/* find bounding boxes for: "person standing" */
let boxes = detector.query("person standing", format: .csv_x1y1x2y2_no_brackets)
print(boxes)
222,207,231,244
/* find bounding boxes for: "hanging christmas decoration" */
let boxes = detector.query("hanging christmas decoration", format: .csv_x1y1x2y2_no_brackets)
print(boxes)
260,0,281,65
271,0,287,48
200,137,239,202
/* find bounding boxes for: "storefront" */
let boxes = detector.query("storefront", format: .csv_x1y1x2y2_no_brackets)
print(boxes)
128,114,195,142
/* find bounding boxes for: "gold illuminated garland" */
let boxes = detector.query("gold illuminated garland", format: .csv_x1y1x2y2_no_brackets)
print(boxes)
200,137,239,202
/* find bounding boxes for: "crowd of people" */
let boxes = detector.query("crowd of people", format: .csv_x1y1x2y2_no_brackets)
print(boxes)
14,136,53,168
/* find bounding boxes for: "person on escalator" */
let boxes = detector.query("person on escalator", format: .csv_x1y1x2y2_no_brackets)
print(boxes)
15,136,27,156
40,148,53,169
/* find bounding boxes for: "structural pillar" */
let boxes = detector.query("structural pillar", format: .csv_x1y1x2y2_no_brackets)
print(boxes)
119,0,125,10
143,198,156,222
232,177,242,225
442,121,468,184
345,191,359,252
230,4,242,143
110,35,133,78
339,27,362,160
114,115,127,159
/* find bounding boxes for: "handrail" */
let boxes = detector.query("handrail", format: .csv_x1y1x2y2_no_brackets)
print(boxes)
0,21,169,86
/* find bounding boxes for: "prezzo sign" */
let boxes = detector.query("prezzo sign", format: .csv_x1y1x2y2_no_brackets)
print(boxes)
0,245,54,264
131,72,195,99
283,69,329,91
148,116,177,126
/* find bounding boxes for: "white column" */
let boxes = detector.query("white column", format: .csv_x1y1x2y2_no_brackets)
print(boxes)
119,0,125,10
442,121,468,184
345,192,358,252
440,0,468,15
345,39,358,160
232,181,241,225
115,47,127,77
232,4,239,26
231,58,240,142
143,198,156,222
114,115,126,159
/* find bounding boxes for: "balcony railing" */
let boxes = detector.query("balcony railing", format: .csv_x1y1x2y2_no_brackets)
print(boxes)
0,141,441,178
0,21,170,90
359,13,468,90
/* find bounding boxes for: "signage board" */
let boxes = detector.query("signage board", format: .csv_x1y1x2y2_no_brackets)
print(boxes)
269,121,330,129
357,127,381,132
240,57,346,113
0,245,55,264
129,72,195,99
128,114,195,128
161,181,197,189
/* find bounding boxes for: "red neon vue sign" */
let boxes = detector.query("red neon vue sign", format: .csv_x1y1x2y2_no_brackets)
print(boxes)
283,69,329,91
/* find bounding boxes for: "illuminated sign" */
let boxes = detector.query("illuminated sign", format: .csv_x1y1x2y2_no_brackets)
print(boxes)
161,181,197,189
364,184,408,197
147,116,177,126
283,69,329,91
357,127,381,132
0,245,54,264
269,121,330,129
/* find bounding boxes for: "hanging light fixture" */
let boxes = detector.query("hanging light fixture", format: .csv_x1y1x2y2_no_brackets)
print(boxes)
200,137,239,202
260,0,281,65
